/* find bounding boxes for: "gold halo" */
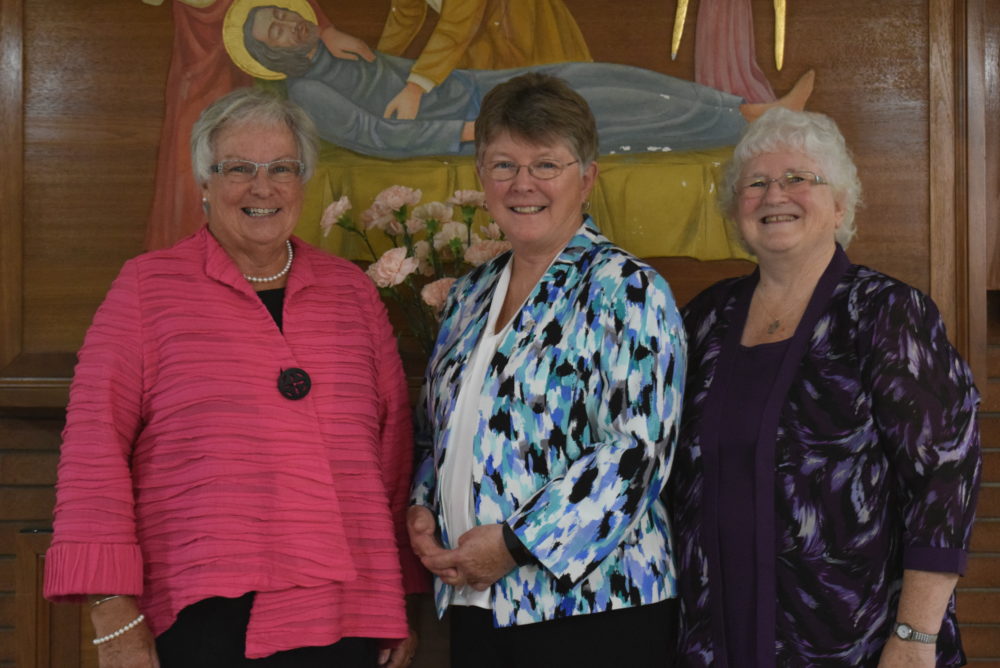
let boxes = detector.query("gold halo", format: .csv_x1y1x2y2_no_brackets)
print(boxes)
222,0,318,81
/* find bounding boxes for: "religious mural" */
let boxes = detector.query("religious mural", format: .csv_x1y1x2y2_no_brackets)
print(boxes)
142,0,805,261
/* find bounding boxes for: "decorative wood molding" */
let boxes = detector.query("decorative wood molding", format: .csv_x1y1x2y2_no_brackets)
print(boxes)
0,0,24,369
962,0,988,383
928,0,986,386
929,0,958,337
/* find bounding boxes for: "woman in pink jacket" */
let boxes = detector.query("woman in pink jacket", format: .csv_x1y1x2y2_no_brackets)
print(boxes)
45,88,423,668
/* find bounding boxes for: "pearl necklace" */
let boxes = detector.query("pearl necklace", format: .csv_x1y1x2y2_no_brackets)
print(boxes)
243,240,293,283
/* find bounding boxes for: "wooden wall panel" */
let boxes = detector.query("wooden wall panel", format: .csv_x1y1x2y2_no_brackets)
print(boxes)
0,0,25,369
21,1,171,354
0,414,63,667
986,0,999,290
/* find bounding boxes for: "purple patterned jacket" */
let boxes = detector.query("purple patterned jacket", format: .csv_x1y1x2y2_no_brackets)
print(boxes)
670,246,981,667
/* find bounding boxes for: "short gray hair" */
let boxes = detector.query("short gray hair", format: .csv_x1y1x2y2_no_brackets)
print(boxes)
190,87,318,185
719,107,862,248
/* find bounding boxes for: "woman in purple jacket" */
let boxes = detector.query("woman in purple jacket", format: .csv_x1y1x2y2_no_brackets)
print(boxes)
670,107,981,667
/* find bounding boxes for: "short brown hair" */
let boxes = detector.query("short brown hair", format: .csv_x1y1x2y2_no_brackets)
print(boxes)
475,73,598,165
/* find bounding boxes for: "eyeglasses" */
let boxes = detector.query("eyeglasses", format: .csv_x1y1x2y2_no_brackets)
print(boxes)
482,159,579,181
735,171,828,199
210,159,305,183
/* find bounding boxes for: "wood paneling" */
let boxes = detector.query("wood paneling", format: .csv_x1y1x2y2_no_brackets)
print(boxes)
644,258,755,308
959,591,1000,624
21,1,171,353
930,0,958,334
15,531,81,668
0,0,996,665
984,450,1000,481
986,0,999,291
972,519,1000,552
963,626,1000,659
966,556,1000,588
0,0,24,370
983,414,1000,448
0,411,62,666
977,486,1000,517
0,489,54,523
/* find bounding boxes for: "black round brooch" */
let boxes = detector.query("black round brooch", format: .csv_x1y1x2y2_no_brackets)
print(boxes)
277,367,311,400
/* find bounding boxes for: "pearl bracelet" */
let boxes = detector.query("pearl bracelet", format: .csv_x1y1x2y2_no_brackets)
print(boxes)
92,613,145,646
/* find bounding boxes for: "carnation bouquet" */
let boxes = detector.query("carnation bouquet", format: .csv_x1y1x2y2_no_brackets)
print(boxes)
321,186,511,357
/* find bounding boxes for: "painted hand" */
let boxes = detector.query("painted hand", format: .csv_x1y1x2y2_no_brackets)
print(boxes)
383,83,425,120
321,27,375,62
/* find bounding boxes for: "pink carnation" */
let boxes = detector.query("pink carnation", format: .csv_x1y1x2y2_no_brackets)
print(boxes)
448,189,486,208
433,221,469,251
375,185,422,212
366,247,418,288
405,217,427,235
465,239,512,266
361,201,395,231
479,222,504,240
413,201,453,223
413,240,434,276
421,277,457,314
320,195,351,237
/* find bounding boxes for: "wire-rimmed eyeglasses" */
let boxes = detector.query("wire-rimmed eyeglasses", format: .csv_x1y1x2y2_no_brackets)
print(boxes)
210,159,305,183
735,171,828,200
481,159,580,182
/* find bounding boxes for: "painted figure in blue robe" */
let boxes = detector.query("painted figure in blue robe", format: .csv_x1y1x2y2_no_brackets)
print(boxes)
234,4,812,160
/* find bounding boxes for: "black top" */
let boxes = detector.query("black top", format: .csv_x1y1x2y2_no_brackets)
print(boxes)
256,288,285,332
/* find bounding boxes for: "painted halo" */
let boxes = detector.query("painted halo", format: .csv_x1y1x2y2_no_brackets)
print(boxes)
222,0,318,81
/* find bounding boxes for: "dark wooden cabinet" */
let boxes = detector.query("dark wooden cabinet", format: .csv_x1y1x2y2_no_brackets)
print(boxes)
15,530,93,668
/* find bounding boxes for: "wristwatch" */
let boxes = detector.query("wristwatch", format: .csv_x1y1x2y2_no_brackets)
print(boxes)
893,622,938,644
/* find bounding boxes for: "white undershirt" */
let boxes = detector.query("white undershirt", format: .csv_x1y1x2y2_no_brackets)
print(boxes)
440,261,513,609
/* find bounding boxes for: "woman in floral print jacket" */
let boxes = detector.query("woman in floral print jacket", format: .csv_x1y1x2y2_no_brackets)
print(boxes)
408,73,686,668
670,108,981,667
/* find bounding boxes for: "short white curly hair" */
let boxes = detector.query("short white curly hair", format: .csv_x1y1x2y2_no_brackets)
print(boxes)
719,107,863,249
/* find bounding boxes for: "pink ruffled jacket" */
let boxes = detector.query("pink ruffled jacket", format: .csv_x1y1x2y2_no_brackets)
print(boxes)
45,229,426,658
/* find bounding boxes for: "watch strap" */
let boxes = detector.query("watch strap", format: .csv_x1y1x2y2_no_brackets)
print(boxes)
893,622,938,644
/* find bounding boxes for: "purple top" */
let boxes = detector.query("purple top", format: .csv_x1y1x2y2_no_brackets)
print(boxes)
670,247,982,667
717,341,789,667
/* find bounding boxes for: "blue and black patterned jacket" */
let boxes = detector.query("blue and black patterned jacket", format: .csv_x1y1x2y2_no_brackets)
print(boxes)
412,218,687,626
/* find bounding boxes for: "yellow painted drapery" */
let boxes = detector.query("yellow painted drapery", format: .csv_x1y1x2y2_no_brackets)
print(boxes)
295,144,752,262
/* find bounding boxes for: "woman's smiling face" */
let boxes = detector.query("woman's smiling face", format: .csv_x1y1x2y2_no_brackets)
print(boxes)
478,131,597,260
202,120,304,258
735,149,843,260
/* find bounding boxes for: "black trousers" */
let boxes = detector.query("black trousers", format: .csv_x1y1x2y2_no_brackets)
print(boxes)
155,593,377,668
449,599,677,668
